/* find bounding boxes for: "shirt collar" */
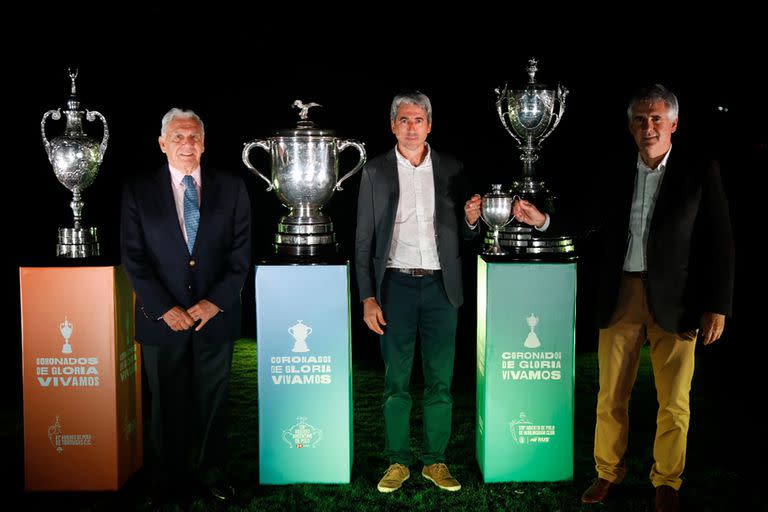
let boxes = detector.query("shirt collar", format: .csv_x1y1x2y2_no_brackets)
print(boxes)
169,164,202,186
637,145,672,175
395,143,432,168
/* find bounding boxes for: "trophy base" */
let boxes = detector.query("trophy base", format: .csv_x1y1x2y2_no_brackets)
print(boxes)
484,224,575,258
57,227,100,258
274,242,339,257
483,245,509,256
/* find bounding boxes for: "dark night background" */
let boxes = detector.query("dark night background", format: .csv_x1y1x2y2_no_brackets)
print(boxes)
3,10,766,491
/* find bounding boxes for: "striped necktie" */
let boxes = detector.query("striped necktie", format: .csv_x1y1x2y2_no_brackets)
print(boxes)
182,175,199,253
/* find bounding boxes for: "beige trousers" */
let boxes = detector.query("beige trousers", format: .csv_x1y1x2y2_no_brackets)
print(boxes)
594,273,697,490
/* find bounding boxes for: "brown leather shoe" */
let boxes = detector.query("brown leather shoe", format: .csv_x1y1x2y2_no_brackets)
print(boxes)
581,477,614,503
655,485,680,512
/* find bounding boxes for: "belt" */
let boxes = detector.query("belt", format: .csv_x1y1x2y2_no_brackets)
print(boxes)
391,268,439,277
624,270,647,280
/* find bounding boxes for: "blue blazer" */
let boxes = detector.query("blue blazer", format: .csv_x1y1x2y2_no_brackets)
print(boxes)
355,148,477,309
121,165,251,345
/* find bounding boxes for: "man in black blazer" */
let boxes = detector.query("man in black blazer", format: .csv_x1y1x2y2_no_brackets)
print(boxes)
355,91,481,493
516,85,734,511
121,108,251,504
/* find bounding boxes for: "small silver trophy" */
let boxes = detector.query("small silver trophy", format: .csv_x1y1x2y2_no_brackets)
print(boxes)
480,184,515,255
242,100,366,257
495,58,567,197
41,69,108,258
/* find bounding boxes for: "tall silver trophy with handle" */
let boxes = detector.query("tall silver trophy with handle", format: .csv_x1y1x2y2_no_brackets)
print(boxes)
495,57,567,198
41,69,108,258
242,100,366,257
487,58,575,257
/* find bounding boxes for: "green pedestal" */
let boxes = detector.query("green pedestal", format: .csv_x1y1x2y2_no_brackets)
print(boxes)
476,256,576,482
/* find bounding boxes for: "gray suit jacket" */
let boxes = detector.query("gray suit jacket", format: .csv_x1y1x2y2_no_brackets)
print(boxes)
355,148,477,308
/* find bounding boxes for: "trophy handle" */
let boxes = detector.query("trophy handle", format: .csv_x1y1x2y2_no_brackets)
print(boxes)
86,110,109,158
242,139,274,191
494,84,523,146
40,109,62,159
288,326,295,337
535,84,569,145
334,139,366,191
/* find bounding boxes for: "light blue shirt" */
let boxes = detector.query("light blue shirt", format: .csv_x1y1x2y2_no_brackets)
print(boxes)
623,147,672,271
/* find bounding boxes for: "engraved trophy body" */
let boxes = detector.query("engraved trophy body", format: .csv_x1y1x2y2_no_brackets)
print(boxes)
480,184,515,255
41,69,108,258
490,59,575,257
495,58,567,198
242,100,366,258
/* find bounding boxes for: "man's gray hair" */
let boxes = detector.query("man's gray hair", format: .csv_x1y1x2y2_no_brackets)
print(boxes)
160,108,205,138
627,84,679,121
390,91,432,123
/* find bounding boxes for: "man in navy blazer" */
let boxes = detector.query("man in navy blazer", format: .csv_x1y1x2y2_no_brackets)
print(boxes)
516,85,734,511
355,91,481,493
121,108,251,504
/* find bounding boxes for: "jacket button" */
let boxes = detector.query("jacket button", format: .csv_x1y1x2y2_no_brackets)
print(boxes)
189,259,196,266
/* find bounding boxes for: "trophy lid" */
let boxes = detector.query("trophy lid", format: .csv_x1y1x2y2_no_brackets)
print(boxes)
274,99,336,137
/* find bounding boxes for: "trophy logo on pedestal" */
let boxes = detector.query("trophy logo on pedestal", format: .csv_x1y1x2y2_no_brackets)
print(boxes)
288,320,312,353
242,100,366,258
41,69,109,258
48,416,64,453
60,316,73,354
524,313,541,348
281,417,324,448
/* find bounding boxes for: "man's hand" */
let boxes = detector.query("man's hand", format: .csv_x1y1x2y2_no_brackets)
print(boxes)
464,194,482,226
187,299,221,332
162,306,196,331
363,297,387,335
700,312,725,345
513,199,546,228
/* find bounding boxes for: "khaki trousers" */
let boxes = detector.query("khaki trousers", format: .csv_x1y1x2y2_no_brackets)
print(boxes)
594,273,696,490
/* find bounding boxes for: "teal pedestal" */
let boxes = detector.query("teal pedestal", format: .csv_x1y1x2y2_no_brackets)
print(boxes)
255,264,352,484
476,255,576,482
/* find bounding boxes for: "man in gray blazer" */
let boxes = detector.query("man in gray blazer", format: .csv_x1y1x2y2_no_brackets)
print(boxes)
355,91,481,493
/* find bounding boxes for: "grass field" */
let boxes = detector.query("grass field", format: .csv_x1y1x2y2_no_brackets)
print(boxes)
5,338,760,511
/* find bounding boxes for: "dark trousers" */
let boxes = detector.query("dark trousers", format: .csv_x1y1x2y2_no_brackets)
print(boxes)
142,336,234,486
380,270,458,466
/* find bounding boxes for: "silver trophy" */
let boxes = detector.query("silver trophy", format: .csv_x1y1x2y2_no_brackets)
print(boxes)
242,100,366,257
495,58,567,196
487,58,575,258
41,69,108,258
480,184,515,255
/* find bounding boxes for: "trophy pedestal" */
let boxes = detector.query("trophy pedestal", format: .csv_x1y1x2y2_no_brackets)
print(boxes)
274,219,338,257
476,255,575,482
19,266,143,490
255,263,352,484
56,226,100,258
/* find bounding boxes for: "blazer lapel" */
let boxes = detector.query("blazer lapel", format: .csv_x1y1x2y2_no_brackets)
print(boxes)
195,168,219,255
152,165,189,254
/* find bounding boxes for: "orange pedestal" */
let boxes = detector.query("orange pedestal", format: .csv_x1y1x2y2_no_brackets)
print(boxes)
19,266,143,491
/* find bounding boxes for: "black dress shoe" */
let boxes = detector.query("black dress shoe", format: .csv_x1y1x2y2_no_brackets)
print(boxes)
208,478,235,502
655,485,680,512
581,477,614,503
